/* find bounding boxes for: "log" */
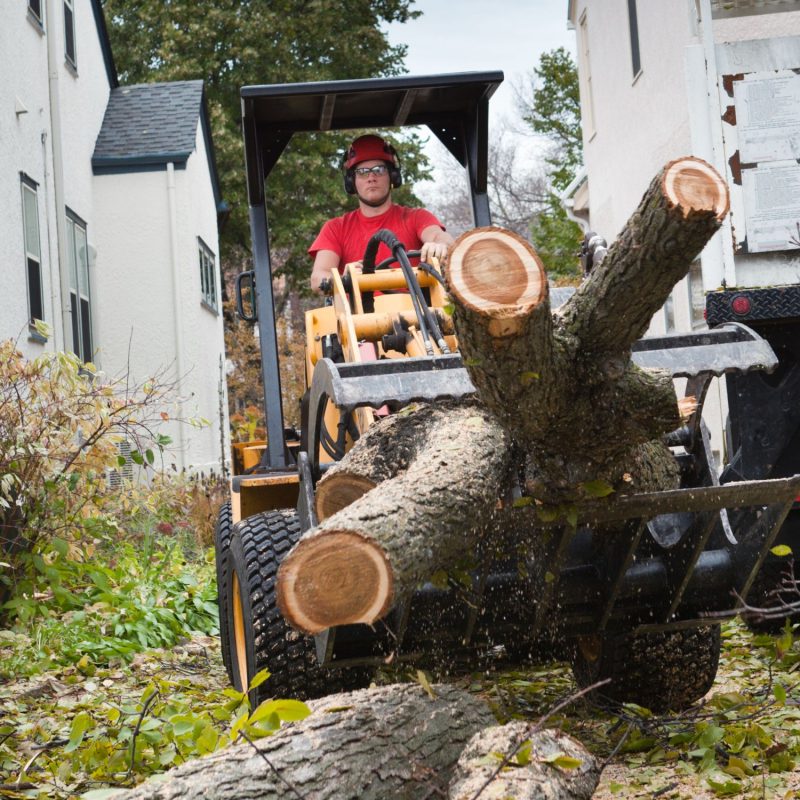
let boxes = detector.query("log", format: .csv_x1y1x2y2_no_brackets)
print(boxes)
448,722,600,800
446,157,728,501
278,403,510,634
114,684,495,800
276,157,730,631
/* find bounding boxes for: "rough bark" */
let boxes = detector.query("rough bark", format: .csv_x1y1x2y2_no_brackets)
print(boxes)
116,684,494,800
446,157,728,501
110,684,600,800
315,404,439,521
448,722,601,800
278,403,510,634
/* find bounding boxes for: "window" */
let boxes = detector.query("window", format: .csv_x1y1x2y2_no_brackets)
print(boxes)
28,0,43,27
578,11,596,137
66,211,93,362
64,0,76,67
21,175,45,326
199,238,218,311
628,0,641,79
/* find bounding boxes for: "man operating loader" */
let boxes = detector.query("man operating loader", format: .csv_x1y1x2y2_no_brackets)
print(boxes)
309,134,454,293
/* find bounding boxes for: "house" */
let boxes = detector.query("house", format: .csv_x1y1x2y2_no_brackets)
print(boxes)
1,0,229,473
566,0,800,459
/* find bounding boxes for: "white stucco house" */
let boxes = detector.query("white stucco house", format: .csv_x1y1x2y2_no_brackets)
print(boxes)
1,0,229,473
566,0,800,460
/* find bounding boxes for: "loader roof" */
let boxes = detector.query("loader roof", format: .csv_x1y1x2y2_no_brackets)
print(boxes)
240,71,503,204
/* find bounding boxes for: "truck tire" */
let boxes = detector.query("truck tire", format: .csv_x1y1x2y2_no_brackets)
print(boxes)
571,625,721,712
225,508,371,704
214,501,233,683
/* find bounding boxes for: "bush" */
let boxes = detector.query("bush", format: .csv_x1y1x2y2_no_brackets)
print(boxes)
0,336,175,599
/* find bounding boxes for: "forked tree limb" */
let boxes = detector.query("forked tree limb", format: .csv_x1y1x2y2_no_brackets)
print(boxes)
559,156,729,353
279,404,510,634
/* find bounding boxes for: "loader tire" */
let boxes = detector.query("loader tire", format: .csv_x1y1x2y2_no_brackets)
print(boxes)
214,501,233,683
571,625,721,712
225,509,371,705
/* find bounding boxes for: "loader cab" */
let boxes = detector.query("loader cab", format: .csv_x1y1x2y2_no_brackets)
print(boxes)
232,72,502,521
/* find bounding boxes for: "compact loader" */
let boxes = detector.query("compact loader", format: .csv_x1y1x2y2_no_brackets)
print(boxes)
216,72,800,712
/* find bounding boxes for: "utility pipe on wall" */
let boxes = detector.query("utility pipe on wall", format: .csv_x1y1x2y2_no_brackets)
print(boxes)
45,0,71,351
166,162,187,467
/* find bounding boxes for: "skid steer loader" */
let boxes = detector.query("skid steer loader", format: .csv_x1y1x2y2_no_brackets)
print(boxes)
215,72,800,712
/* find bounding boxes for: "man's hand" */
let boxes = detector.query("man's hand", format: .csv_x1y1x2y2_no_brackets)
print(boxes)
419,240,449,264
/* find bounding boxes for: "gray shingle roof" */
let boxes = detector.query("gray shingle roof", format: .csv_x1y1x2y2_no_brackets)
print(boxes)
92,80,204,167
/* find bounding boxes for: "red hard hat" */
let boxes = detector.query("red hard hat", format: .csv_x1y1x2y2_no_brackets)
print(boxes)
344,135,396,169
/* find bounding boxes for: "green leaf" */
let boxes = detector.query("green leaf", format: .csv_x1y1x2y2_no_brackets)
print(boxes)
581,479,615,498
130,450,144,465
248,668,271,690
249,699,310,726
770,544,792,557
512,496,533,508
415,669,436,699
519,371,540,385
51,537,69,557
545,753,582,770
64,711,93,753
544,571,556,584
464,357,482,367
117,454,128,467
443,303,455,316
145,449,155,465
774,682,787,705
514,740,532,766
706,774,743,797
563,504,578,528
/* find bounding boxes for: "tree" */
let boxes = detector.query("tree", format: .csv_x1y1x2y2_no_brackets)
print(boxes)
518,46,584,280
102,0,433,427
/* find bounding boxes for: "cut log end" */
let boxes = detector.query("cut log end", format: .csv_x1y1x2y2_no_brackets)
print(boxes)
662,157,729,220
446,227,547,327
277,530,393,634
315,474,377,521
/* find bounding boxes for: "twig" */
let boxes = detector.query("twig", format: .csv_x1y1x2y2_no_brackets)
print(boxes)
468,679,610,800
128,689,160,776
237,730,306,800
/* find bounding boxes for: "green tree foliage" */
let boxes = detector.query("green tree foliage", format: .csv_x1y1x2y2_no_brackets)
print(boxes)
520,47,584,280
101,0,429,286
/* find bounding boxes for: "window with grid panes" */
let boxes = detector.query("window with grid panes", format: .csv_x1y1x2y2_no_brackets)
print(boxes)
199,238,218,311
21,176,45,326
66,211,93,362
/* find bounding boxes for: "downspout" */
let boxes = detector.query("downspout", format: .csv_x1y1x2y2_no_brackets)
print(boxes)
166,162,187,468
45,0,71,351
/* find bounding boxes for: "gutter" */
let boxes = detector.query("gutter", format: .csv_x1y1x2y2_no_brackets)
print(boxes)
166,162,187,466
45,0,71,352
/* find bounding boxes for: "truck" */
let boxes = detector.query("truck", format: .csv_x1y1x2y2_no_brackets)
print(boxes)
214,71,799,713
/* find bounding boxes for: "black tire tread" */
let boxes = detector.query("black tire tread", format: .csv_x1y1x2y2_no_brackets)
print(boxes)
572,626,721,712
228,509,370,703
214,501,233,683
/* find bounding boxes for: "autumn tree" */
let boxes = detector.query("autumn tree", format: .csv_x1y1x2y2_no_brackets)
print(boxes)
102,0,433,426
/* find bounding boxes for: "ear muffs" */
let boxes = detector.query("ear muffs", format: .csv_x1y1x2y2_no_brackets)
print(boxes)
342,139,402,195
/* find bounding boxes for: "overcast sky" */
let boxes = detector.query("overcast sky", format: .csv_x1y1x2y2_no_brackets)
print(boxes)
384,0,576,186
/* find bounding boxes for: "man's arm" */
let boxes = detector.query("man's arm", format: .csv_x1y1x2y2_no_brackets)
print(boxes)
310,249,340,293
419,225,455,264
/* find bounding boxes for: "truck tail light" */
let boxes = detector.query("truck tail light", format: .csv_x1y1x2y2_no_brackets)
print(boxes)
731,295,751,315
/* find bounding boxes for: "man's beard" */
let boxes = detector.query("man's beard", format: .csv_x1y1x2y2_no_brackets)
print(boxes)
358,189,391,208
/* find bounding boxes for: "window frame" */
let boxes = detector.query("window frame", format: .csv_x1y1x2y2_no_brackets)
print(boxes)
578,10,596,139
198,237,218,313
63,0,76,69
65,209,93,362
627,0,642,80
28,0,44,30
20,174,46,336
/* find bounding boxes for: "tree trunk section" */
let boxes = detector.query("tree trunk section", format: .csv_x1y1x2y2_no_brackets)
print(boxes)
448,722,601,800
116,684,495,800
559,156,729,354
278,403,510,634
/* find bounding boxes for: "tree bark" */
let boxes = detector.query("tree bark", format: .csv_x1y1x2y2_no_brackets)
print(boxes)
111,684,599,800
448,722,600,800
279,403,510,634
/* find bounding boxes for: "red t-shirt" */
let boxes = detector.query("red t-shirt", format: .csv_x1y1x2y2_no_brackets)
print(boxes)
308,205,444,271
